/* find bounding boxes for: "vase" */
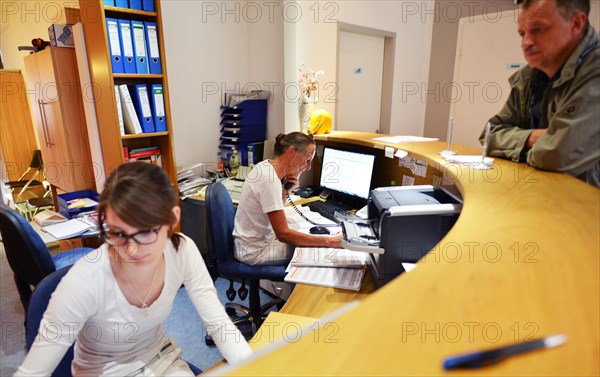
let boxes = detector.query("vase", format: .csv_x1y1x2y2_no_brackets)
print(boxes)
298,102,315,133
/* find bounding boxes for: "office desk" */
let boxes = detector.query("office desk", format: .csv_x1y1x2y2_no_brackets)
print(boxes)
222,131,599,376
30,220,101,251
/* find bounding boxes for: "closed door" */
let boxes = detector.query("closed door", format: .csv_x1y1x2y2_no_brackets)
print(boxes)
337,31,384,132
450,11,523,148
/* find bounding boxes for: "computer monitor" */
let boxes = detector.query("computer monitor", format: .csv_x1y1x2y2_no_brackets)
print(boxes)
319,147,376,201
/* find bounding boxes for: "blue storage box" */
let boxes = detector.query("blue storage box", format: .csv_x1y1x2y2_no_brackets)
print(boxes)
58,190,100,219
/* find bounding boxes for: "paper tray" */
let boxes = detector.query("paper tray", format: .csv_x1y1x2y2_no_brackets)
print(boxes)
340,218,384,254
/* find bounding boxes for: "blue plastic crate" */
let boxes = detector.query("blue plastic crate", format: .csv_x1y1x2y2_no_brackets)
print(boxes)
57,190,100,219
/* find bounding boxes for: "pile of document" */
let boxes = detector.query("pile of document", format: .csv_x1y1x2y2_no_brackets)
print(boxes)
222,90,270,108
284,247,368,291
177,164,212,198
125,146,162,165
36,209,99,240
116,84,166,135
42,218,95,240
105,18,161,75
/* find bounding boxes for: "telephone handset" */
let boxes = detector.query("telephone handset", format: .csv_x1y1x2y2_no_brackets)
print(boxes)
282,178,294,191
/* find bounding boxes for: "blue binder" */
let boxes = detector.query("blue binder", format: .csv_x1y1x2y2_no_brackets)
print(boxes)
129,0,142,10
144,22,162,74
103,0,115,6
150,84,167,132
117,19,136,74
130,84,155,133
142,0,155,12
131,20,148,74
115,0,128,8
105,18,124,73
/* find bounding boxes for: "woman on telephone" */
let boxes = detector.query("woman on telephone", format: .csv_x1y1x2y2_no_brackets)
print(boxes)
233,132,341,265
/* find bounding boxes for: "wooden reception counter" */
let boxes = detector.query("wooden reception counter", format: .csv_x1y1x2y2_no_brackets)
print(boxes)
222,131,599,376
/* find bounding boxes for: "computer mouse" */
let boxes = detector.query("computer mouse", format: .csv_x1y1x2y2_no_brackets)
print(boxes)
309,226,330,235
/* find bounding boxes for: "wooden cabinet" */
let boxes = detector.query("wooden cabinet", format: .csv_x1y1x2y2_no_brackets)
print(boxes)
78,0,178,186
23,48,95,193
0,70,38,183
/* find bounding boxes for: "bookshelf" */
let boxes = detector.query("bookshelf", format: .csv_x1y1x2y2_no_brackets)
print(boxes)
77,0,177,185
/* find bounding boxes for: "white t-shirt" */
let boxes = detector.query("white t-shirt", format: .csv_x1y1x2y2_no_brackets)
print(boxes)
233,160,292,265
16,235,252,376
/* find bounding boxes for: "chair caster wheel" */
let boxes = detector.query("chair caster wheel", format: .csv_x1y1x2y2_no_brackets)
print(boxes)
205,335,215,347
226,307,237,316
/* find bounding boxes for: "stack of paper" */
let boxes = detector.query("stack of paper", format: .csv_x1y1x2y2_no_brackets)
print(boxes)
42,219,93,240
284,247,368,291
288,247,368,268
34,210,68,227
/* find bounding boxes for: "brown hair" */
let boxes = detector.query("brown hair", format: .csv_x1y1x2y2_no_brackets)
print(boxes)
98,162,182,249
273,132,315,157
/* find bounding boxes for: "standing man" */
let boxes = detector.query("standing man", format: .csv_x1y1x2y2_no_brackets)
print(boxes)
482,0,599,187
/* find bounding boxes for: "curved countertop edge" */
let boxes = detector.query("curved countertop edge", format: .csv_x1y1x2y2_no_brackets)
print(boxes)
225,131,600,376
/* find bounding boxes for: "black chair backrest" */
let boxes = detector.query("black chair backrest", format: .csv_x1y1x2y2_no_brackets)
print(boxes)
205,182,235,264
30,149,43,170
0,205,56,308
26,266,74,377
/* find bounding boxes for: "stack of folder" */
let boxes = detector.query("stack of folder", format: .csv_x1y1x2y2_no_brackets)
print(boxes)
116,84,166,134
125,146,162,165
104,0,155,12
106,18,161,75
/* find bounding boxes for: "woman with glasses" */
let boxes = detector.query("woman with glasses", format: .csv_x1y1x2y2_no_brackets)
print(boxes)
16,162,252,376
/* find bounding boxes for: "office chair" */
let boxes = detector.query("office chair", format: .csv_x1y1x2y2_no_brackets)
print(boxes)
3,149,45,206
25,266,75,377
205,182,287,338
0,205,92,312
25,266,202,377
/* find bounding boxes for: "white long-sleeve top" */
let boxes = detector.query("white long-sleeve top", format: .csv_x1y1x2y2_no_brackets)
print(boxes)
16,234,253,376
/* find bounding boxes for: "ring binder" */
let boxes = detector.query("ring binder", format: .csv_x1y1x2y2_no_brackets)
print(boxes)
106,18,124,73
145,22,162,74
118,19,136,74
131,20,149,74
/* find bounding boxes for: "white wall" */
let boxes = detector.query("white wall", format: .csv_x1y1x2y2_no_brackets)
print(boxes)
0,1,78,71
163,0,433,166
289,1,433,136
161,0,284,169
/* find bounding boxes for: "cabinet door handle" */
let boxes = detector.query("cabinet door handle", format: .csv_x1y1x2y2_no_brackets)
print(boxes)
38,100,54,147
37,100,50,147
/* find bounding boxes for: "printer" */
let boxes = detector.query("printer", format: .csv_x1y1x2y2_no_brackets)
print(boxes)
341,185,462,287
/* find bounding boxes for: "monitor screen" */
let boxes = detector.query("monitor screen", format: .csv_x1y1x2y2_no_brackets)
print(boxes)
319,147,376,200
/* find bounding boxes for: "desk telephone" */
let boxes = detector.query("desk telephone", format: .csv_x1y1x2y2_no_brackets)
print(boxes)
282,179,332,234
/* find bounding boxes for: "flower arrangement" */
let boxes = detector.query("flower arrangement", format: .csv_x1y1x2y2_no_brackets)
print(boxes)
298,65,324,103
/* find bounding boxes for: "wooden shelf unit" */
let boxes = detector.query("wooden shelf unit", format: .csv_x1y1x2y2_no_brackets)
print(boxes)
78,0,177,184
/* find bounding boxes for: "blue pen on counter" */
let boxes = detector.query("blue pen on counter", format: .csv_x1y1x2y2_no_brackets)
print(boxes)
443,334,566,370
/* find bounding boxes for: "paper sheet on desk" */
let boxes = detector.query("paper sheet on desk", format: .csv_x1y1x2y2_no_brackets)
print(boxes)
288,247,368,270
43,219,92,240
283,205,339,231
284,266,366,291
373,135,438,144
442,155,494,165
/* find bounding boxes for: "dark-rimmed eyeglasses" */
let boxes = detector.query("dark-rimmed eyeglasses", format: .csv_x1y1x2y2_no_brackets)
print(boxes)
102,226,162,246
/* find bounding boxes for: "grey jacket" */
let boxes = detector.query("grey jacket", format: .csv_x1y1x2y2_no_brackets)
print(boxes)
482,26,599,187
